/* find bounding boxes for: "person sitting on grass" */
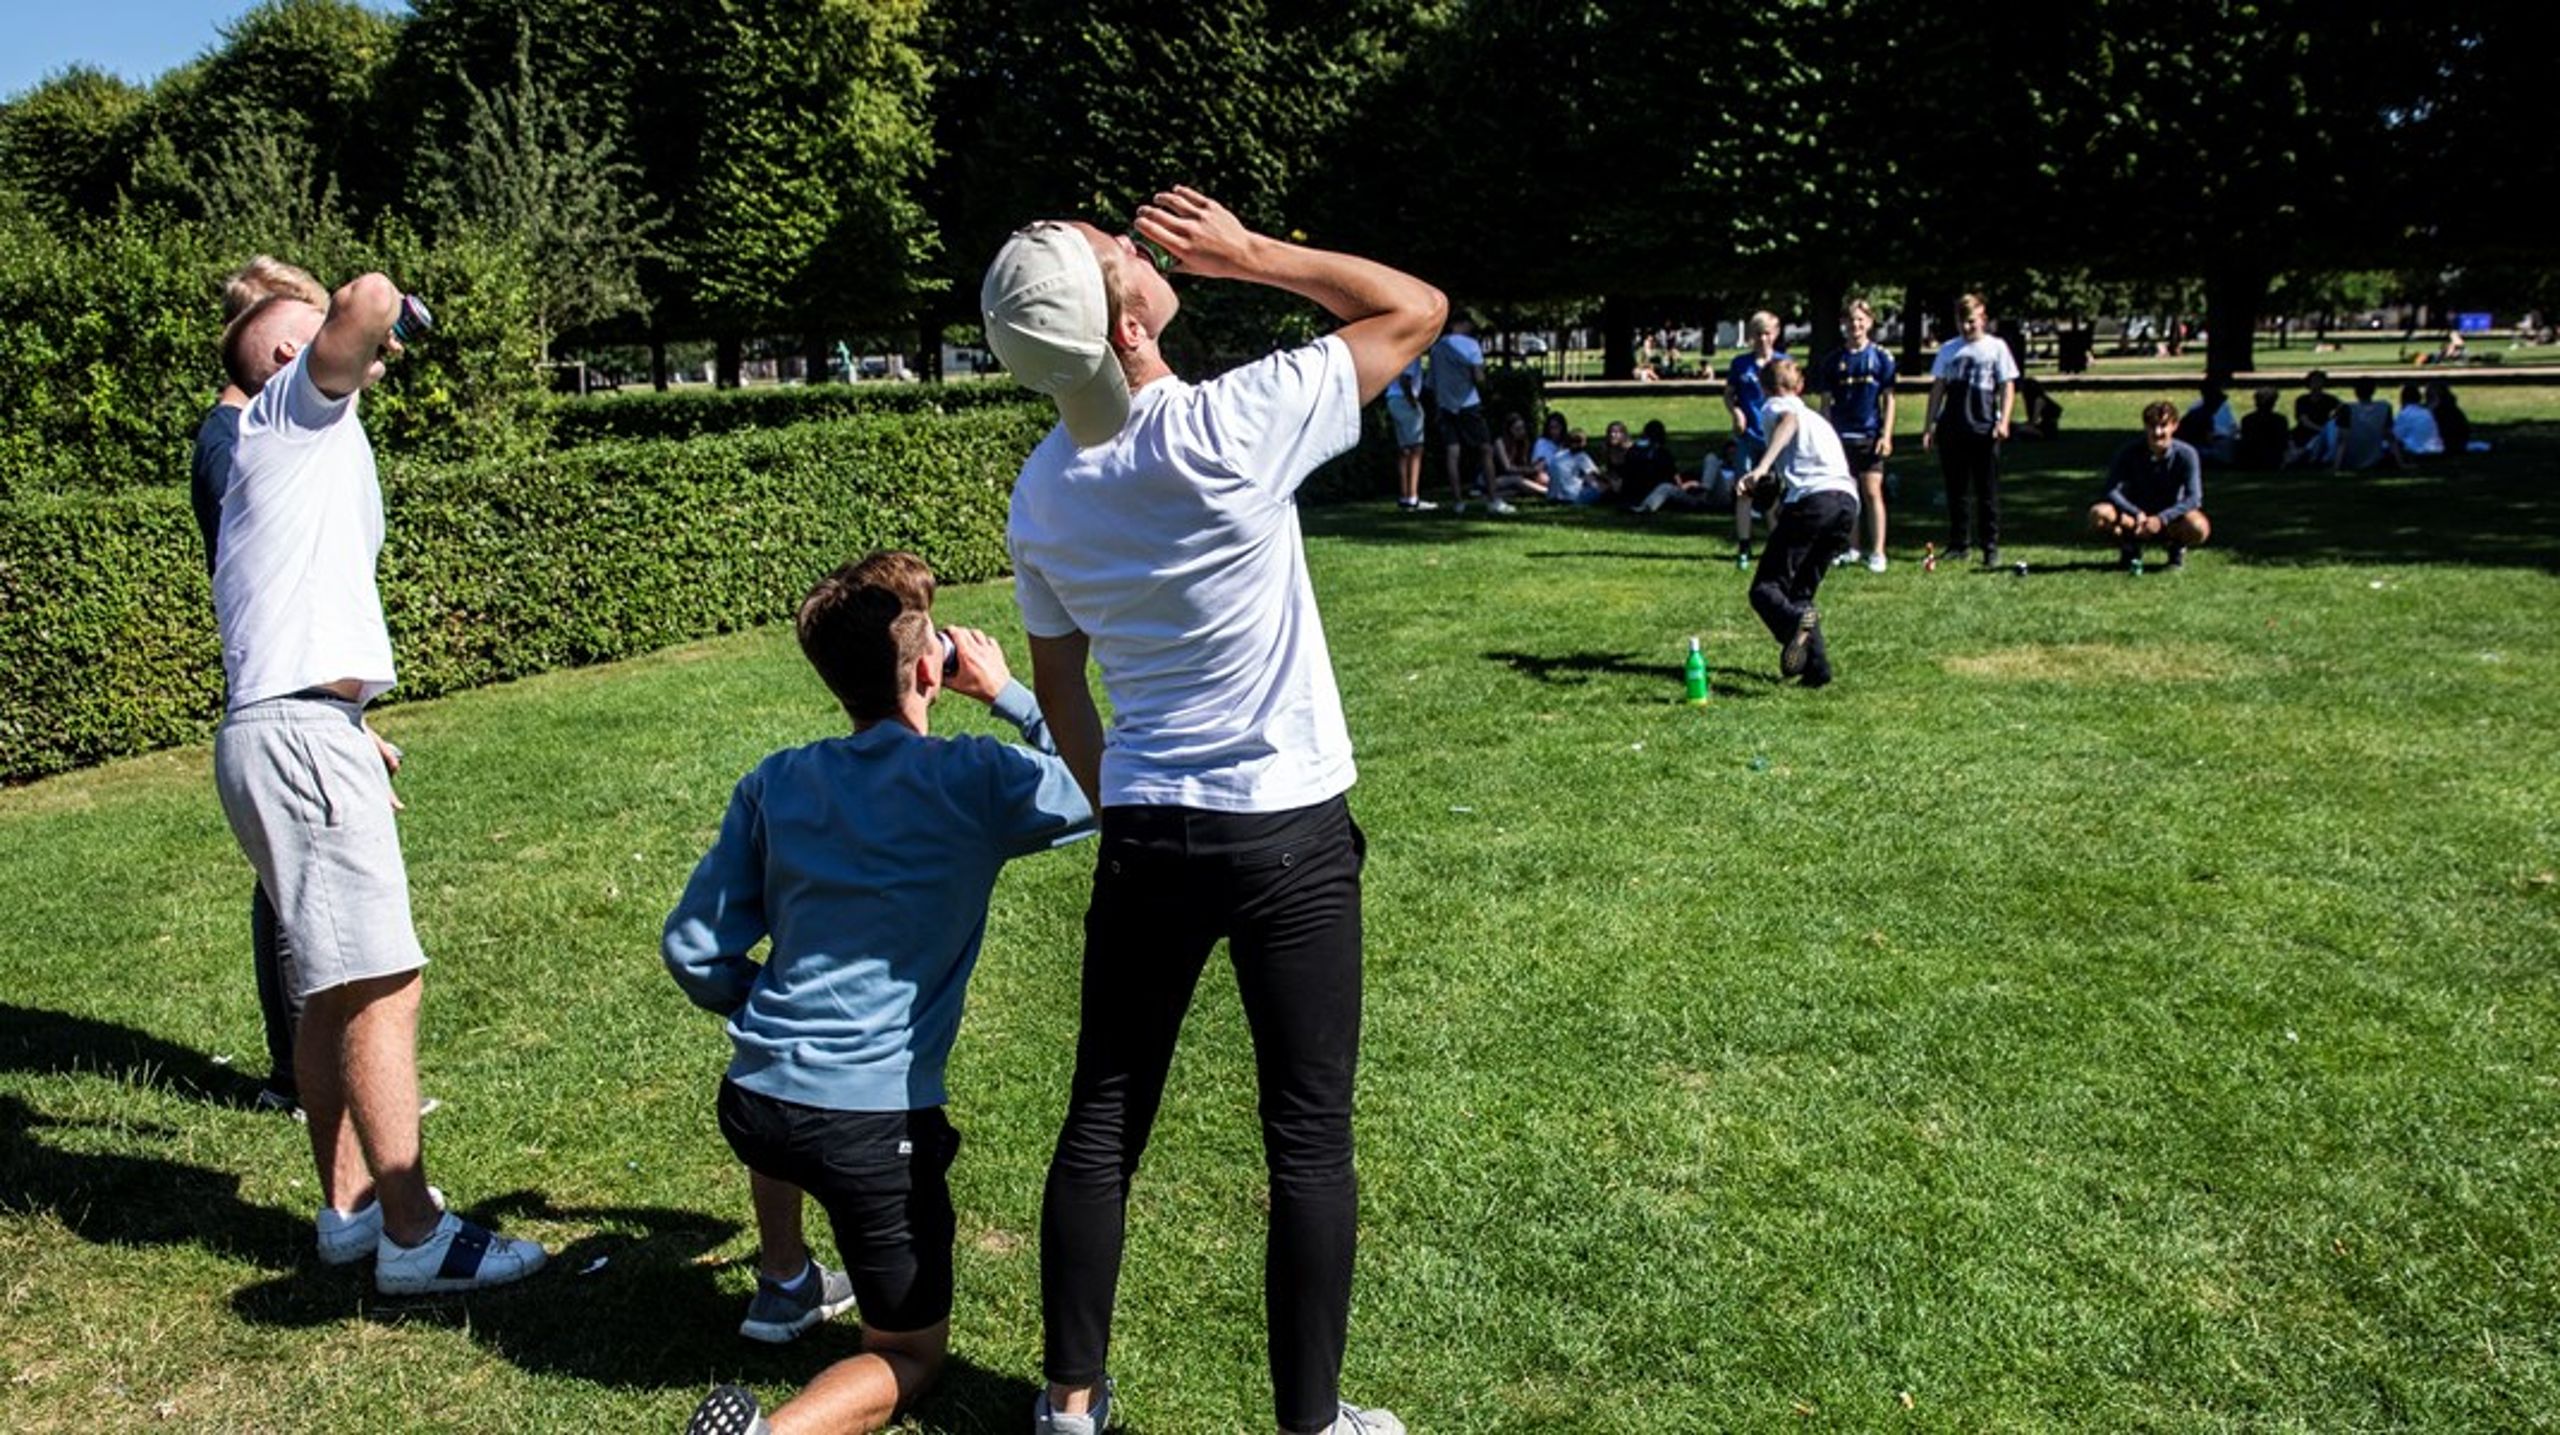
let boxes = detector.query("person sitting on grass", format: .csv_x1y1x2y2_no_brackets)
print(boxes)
2292,369,2341,442
2089,400,2210,570
1486,411,1551,502
1735,357,1859,688
2175,383,2238,465
2330,378,2401,472
2393,382,2445,457
2236,386,2290,470
1597,419,1637,500
668,551,1095,1435
2428,380,2474,453
1543,427,1609,505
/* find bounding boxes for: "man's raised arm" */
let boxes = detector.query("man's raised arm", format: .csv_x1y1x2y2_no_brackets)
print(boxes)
308,273,405,401
1134,186,1445,401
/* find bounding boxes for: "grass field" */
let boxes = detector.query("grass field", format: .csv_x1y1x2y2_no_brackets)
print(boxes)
3,403,2557,1432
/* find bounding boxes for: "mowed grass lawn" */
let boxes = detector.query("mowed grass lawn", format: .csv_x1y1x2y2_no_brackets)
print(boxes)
3,393,2557,1432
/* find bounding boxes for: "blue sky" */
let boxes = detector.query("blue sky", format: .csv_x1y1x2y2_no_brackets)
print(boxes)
3,1,406,101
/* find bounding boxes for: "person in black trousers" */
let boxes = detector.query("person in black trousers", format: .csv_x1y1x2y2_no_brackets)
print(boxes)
1923,293,2019,566
1737,358,1861,687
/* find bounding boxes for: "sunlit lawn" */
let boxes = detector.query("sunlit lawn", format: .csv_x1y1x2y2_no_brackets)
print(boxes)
3,401,2555,1431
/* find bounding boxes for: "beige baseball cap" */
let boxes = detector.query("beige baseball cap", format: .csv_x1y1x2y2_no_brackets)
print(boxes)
982,223,1129,448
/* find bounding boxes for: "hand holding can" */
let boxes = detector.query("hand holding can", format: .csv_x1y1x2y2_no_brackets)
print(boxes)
391,294,435,345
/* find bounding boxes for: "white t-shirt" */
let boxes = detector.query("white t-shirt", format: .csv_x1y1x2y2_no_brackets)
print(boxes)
1930,336,2020,433
213,352,397,710
1427,332,1483,411
1008,336,1362,813
1763,396,1857,502
1545,448,1601,504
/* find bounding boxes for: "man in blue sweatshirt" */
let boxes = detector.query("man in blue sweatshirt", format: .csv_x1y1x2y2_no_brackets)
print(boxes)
668,550,1095,1435
2089,401,2211,570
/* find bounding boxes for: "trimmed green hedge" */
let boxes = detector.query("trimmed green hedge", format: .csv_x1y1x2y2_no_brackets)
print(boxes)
547,381,1035,446
1,403,1049,782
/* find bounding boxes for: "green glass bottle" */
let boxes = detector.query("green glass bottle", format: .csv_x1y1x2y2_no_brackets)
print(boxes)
1684,636,1710,705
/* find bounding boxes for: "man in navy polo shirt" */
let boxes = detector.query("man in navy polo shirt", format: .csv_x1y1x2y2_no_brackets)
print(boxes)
1726,310,1789,562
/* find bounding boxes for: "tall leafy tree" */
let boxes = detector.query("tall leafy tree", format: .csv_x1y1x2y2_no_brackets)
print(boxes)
0,68,150,220
684,0,938,378
923,0,1409,370
430,42,659,358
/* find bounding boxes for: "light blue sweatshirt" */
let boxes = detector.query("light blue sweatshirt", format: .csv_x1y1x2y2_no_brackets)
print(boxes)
662,681,1094,1111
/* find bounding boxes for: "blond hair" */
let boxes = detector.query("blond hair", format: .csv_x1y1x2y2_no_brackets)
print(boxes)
221,256,327,321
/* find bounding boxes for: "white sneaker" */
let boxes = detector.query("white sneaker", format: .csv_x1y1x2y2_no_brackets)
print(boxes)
1451,500,1470,514
315,1186,444,1266
1487,498,1518,515
1867,551,1889,573
1033,1379,1113,1434
1835,548,1863,567
374,1211,547,1294
1324,1403,1407,1435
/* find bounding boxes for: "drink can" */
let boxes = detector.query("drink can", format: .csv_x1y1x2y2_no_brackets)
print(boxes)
391,294,435,344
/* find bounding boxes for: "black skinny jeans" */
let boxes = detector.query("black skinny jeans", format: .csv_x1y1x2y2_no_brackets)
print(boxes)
1041,795,1366,1434
1936,423,2002,551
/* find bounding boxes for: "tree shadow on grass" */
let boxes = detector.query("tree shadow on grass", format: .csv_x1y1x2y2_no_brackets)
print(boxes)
1487,649,1777,700
0,1094,308,1269
0,1002,265,1107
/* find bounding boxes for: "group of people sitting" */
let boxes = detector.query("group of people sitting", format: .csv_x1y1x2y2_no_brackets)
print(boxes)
2179,370,2476,473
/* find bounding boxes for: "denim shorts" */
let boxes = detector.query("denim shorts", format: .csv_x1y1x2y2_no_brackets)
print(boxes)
1384,391,1425,448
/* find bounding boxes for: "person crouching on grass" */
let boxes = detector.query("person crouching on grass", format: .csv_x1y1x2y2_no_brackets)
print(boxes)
667,551,1095,1435
1735,358,1860,688
2089,401,2210,570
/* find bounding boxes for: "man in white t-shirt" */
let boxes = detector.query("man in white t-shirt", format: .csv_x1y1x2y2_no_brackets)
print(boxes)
1923,292,2019,566
983,187,1442,1435
212,277,545,1296
1737,358,1861,687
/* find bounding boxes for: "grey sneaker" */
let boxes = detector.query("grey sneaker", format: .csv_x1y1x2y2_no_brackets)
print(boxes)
315,1185,444,1266
1780,608,1820,678
374,1211,547,1295
1324,1404,1408,1435
1033,1378,1113,1434
686,1384,771,1435
738,1259,857,1343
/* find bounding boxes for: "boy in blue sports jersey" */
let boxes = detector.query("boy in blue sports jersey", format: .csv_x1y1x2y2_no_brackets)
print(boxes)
1726,310,1789,562
670,550,1096,1435
1816,298,1899,572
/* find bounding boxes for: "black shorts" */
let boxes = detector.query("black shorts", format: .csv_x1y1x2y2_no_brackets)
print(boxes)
1842,437,1887,477
717,1080,961,1332
1441,405,1489,448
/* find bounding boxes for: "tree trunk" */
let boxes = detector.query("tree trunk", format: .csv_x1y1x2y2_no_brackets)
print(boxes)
2204,265,2268,381
919,318,944,382
1600,296,1636,380
650,331,670,391
803,331,832,385
717,334,743,389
